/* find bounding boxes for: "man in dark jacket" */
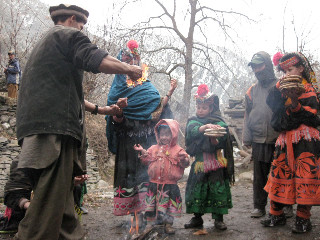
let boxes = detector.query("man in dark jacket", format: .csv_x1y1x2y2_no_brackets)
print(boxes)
243,51,279,218
4,51,21,99
13,4,142,240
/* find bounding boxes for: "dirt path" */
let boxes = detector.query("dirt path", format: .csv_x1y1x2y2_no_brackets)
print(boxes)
82,180,320,240
1,180,320,240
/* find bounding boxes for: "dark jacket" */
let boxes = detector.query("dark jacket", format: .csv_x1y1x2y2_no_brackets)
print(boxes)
6,58,21,84
16,25,108,142
243,51,279,145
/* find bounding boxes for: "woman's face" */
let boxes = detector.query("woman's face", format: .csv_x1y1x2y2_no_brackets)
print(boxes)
196,102,212,118
121,54,140,66
284,65,304,77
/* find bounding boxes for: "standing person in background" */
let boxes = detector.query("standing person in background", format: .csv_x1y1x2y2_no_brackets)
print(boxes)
4,50,21,99
14,3,142,240
243,51,283,218
261,52,320,233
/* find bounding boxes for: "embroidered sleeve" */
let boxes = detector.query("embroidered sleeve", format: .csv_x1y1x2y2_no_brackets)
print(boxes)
283,84,320,129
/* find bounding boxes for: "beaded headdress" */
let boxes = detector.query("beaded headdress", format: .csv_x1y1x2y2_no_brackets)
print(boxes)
117,40,140,63
195,84,214,104
275,52,320,95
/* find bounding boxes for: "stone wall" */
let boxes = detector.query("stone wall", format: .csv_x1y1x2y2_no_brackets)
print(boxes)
0,96,102,197
0,97,17,137
0,137,19,197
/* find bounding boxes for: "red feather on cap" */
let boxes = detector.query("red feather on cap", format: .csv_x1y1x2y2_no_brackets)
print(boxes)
127,40,139,51
197,84,209,97
273,52,284,66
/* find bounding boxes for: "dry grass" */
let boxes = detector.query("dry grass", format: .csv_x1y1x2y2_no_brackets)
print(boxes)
85,114,114,182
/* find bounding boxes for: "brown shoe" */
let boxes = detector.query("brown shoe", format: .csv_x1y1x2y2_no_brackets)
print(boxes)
164,224,175,234
251,208,266,218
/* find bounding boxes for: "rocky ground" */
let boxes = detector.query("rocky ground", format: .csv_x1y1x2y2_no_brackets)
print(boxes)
79,180,320,240
1,179,319,240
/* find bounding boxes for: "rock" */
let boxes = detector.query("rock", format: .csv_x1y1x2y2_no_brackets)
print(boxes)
107,156,115,168
10,139,18,145
9,118,16,127
242,154,252,164
0,137,8,143
239,150,250,158
0,115,9,123
97,180,109,189
239,171,253,181
235,162,244,168
7,129,14,136
87,149,94,154
2,123,10,129
0,156,11,163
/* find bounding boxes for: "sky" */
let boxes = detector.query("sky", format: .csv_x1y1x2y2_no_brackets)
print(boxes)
40,0,320,61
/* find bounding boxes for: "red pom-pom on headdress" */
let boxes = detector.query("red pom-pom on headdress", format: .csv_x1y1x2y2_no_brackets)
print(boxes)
273,52,284,66
127,40,139,51
197,84,209,97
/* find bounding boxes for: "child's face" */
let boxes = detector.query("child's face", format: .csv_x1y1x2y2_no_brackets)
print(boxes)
196,102,212,118
284,65,304,77
159,127,172,145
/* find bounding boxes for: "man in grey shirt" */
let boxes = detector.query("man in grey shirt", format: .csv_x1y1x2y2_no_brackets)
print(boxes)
243,51,279,218
14,4,142,240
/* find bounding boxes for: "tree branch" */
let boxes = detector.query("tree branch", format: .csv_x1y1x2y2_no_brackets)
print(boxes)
144,46,186,59
196,6,254,21
154,0,187,43
192,62,231,97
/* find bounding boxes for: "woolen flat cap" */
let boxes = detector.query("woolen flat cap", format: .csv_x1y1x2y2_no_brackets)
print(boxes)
248,53,265,66
49,4,89,24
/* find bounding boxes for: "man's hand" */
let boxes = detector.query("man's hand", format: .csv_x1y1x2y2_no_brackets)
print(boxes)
100,104,121,116
74,174,89,186
116,98,128,108
127,65,143,81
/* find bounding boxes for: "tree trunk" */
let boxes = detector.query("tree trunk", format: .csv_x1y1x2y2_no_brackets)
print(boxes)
181,42,193,124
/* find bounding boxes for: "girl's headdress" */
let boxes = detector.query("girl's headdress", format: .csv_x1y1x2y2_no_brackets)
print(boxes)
195,84,214,104
277,52,319,94
117,40,140,63
272,52,284,67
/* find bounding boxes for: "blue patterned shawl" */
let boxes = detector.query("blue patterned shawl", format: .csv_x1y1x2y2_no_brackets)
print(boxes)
105,60,161,153
107,73,160,120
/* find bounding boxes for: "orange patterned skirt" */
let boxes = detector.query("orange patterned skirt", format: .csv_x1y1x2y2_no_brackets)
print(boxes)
264,125,320,205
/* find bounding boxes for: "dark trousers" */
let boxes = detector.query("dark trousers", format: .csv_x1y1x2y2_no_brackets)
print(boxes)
270,200,311,219
3,158,32,226
16,136,83,240
253,159,271,210
4,158,32,211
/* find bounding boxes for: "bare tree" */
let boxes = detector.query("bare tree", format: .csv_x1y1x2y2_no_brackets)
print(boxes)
116,0,252,121
0,0,50,68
